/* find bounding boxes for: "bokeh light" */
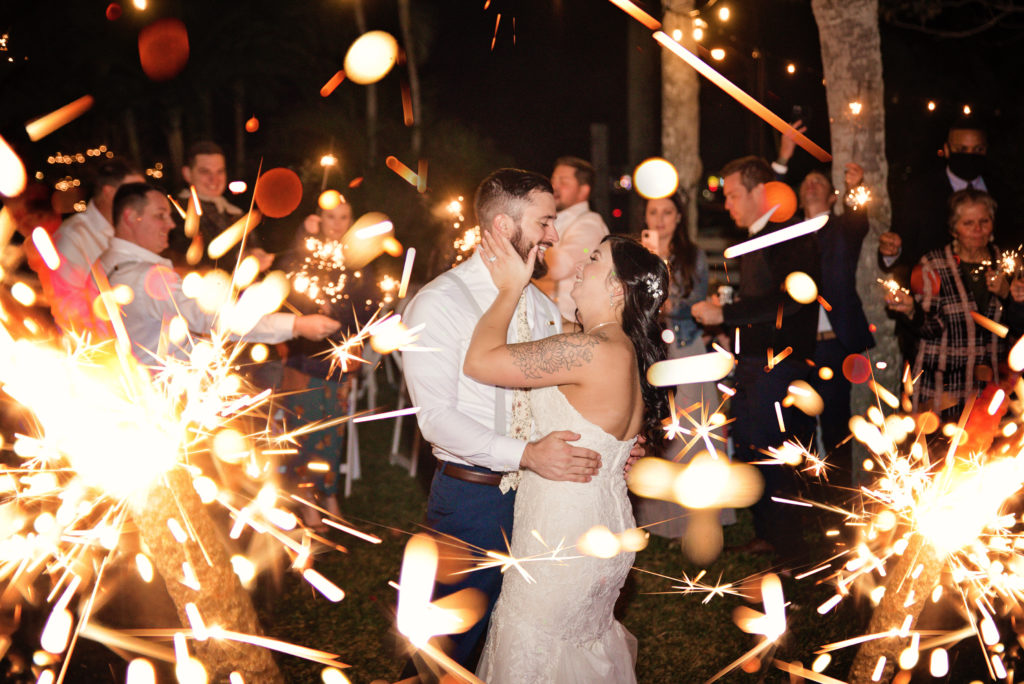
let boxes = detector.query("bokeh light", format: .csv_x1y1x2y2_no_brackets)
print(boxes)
763,181,797,222
343,31,399,85
254,168,302,218
138,18,189,81
633,157,679,199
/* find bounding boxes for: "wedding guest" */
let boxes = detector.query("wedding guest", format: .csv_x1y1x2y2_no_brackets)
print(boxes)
50,159,144,333
99,182,338,365
173,141,273,271
280,196,376,524
534,156,608,320
635,190,715,539
692,156,819,563
799,166,874,492
886,189,1023,423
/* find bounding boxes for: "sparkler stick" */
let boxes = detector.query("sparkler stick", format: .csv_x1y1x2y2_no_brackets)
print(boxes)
722,215,829,259
606,0,662,29
208,210,261,260
32,227,61,270
0,134,27,197
652,32,831,162
969,310,1008,338
398,247,416,298
386,155,419,187
320,70,346,97
25,95,95,141
773,658,847,684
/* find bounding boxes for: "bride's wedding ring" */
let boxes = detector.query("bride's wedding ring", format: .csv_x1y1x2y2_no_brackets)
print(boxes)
488,255,497,262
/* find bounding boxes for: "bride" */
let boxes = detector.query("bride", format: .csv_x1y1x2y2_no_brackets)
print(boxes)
464,232,668,683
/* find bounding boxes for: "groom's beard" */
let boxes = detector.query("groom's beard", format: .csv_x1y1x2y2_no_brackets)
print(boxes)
510,225,552,279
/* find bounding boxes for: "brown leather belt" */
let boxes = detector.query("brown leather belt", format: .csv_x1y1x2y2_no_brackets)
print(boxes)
437,461,503,486
817,330,837,342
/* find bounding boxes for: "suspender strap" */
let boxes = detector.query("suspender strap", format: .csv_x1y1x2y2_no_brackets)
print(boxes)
439,271,507,436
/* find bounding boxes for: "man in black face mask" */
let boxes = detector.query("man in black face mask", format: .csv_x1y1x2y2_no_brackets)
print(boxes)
879,123,1015,281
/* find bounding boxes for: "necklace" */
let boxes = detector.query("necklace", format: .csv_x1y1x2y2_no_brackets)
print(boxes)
585,321,620,335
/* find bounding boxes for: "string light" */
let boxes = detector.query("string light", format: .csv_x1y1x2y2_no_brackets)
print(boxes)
693,27,704,41
786,63,795,74
672,29,683,41
962,104,972,116
927,100,936,112
718,6,730,21
848,101,863,115
710,48,725,61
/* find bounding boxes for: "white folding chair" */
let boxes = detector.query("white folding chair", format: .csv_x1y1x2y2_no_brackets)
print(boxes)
387,351,420,477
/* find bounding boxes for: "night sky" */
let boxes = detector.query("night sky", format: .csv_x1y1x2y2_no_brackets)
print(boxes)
1,0,1022,240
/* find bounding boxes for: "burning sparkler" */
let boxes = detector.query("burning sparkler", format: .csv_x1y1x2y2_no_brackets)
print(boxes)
876,277,910,296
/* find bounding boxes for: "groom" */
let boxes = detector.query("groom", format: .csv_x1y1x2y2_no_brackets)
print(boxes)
401,168,605,671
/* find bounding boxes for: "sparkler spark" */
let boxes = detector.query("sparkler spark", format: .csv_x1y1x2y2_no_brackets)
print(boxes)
0,217,409,679
722,214,830,259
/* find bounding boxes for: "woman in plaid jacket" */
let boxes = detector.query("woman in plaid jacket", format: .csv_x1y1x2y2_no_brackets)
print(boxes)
886,189,1024,423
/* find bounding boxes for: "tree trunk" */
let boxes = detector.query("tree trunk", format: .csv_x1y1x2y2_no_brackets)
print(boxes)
590,123,611,220
123,109,142,167
847,533,942,683
627,19,660,229
353,1,378,166
233,79,246,179
128,469,283,683
811,0,895,488
660,0,701,241
166,107,184,177
397,0,422,159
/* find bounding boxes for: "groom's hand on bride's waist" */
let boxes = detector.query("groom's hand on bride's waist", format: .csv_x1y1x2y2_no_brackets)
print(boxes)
521,431,602,483
623,437,646,479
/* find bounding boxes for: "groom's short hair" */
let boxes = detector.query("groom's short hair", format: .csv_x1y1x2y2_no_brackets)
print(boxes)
474,168,553,231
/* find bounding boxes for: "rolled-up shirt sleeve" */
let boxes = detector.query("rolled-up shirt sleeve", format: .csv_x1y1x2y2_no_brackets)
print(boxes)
402,287,525,472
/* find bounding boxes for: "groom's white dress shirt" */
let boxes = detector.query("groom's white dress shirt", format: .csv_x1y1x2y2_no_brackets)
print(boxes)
403,251,562,472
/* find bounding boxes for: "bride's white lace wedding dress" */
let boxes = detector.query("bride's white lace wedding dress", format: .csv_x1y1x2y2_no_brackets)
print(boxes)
477,386,638,683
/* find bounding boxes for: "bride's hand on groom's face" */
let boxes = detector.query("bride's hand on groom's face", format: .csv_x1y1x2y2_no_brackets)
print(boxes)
479,231,535,293
521,430,602,483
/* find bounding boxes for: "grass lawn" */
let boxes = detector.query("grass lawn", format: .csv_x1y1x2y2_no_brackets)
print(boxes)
265,405,871,684
30,378,994,683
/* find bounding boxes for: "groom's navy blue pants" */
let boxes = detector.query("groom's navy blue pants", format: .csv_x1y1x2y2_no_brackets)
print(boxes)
425,462,516,668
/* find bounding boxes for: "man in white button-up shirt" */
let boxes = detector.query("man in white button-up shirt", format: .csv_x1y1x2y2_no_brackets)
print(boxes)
402,169,603,670
51,159,144,333
99,183,339,365
535,156,609,321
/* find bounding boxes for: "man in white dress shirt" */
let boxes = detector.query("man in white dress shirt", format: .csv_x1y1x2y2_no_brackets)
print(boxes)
402,169,603,671
535,156,609,321
51,159,145,333
99,183,338,365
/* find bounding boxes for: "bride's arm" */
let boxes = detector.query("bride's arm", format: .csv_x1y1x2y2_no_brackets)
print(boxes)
466,332,599,388
465,231,596,388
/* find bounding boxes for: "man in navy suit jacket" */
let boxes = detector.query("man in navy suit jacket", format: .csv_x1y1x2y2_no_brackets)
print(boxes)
798,166,874,493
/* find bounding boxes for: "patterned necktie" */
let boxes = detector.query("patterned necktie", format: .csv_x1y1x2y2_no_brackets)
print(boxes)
500,293,532,493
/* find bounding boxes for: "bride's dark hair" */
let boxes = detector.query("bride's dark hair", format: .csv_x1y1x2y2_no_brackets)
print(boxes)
604,235,669,448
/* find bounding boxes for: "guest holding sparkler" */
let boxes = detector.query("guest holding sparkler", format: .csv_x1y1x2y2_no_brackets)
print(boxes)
100,182,339,365
635,190,715,539
173,141,273,272
691,157,819,563
798,166,874,492
886,189,1024,423
280,195,377,523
